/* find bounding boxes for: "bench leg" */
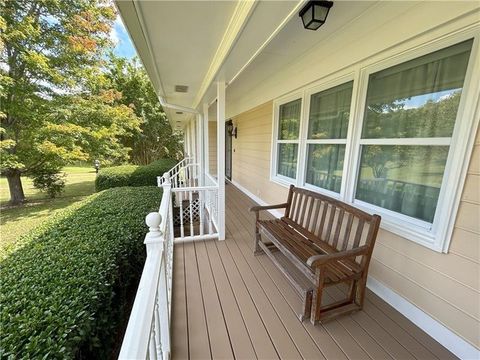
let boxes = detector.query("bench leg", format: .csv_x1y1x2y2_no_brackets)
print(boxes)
299,290,312,321
254,225,263,255
355,275,368,309
347,274,367,310
348,279,357,303
310,267,326,325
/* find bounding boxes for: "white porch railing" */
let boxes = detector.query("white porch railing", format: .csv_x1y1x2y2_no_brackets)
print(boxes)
172,181,219,241
119,160,220,359
119,179,174,360
158,156,199,189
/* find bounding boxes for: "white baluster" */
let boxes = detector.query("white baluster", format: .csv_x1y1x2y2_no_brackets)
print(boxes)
208,190,213,234
199,190,204,236
189,190,194,236
179,190,184,238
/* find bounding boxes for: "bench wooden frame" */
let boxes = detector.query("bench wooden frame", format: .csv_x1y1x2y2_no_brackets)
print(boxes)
250,185,381,324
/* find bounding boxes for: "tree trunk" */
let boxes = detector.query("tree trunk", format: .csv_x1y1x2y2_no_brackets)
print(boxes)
6,171,26,205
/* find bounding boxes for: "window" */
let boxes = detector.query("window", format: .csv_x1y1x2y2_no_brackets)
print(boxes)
355,40,472,225
275,98,302,180
305,81,353,193
271,36,477,251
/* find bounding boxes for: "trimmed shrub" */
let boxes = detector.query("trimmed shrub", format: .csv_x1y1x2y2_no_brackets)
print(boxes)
31,167,66,198
0,186,162,358
95,158,177,191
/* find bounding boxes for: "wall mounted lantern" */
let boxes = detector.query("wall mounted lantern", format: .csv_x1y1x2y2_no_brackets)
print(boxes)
227,122,238,139
299,1,333,31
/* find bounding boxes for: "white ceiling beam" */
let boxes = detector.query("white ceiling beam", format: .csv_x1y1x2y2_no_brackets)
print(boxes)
192,1,257,109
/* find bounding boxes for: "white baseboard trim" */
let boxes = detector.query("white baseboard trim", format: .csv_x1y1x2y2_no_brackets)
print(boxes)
230,178,479,360
367,277,479,360
229,179,284,218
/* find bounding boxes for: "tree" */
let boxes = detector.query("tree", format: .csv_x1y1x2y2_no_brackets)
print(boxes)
103,55,183,165
362,90,460,180
0,0,140,204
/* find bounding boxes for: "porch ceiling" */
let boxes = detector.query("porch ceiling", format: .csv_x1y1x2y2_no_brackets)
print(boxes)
116,0,378,128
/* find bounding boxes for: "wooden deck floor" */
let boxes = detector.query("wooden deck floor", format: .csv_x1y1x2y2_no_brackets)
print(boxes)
171,183,456,360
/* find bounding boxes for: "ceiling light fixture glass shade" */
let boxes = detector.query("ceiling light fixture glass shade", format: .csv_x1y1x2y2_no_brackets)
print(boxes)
299,1,333,30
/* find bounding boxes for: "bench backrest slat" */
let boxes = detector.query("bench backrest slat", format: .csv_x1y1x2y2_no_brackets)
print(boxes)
353,219,365,248
342,214,354,251
325,204,336,244
284,185,380,254
332,209,345,248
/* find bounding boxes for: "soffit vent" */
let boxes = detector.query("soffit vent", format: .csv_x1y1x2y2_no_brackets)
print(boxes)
174,85,189,93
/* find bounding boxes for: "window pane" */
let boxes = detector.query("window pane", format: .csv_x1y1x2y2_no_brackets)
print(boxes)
362,40,472,139
277,143,298,179
308,81,353,139
306,144,345,193
278,99,301,140
355,145,449,223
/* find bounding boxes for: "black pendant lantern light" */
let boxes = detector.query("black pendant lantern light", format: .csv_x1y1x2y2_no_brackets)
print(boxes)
299,1,333,31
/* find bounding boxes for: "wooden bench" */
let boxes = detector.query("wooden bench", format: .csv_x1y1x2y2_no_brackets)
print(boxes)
250,185,381,324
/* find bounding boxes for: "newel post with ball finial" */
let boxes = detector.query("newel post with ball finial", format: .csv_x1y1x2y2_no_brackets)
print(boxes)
144,212,164,256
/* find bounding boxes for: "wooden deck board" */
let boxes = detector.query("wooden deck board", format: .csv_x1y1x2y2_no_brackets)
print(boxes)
203,239,258,360
194,240,234,359
224,226,321,360
171,183,457,360
172,242,189,360
214,239,280,359
184,240,212,359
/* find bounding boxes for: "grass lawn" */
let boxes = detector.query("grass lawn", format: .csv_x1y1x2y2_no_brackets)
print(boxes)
0,167,96,259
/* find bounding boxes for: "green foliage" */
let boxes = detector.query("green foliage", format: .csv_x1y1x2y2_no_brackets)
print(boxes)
0,186,162,358
30,167,66,198
95,159,177,191
103,55,183,164
0,0,141,203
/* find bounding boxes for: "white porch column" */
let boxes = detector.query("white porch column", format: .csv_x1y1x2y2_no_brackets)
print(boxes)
216,81,226,241
184,123,190,157
190,120,196,163
197,113,204,186
203,103,209,175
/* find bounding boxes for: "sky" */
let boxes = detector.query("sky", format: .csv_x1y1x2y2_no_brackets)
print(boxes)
111,16,137,59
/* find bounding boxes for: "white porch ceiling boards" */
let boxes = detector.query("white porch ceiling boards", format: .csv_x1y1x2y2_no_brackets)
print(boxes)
116,0,304,127
116,1,384,126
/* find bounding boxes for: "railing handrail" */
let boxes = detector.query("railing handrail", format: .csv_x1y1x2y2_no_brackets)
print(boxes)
171,185,217,192
118,245,164,359
120,161,221,358
169,163,200,179
119,183,173,359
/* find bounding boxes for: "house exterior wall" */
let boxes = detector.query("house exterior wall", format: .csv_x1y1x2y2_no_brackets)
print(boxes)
231,100,479,349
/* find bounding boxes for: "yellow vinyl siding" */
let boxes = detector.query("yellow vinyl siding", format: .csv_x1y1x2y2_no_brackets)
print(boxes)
232,101,289,206
231,101,480,349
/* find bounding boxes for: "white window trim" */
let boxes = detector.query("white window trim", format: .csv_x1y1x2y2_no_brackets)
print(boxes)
301,74,355,199
270,27,480,253
271,91,304,186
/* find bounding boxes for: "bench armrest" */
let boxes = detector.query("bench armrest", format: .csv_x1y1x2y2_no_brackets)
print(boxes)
249,203,288,213
306,245,370,267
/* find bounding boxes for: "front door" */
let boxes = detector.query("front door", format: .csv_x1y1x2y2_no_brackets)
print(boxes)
225,120,233,180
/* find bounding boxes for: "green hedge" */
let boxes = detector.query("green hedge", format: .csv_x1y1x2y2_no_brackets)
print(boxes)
95,159,177,191
0,186,162,358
